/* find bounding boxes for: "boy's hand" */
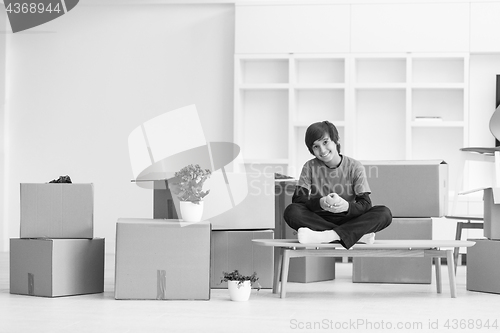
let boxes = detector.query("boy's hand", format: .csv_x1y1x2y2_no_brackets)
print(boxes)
323,193,348,213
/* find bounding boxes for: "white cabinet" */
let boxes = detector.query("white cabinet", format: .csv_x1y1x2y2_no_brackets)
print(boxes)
351,3,469,53
470,2,500,53
235,4,350,54
234,53,469,196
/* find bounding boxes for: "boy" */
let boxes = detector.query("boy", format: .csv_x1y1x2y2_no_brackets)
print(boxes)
284,121,392,249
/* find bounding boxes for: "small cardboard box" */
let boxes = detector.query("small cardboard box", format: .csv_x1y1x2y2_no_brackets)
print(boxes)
284,226,336,283
362,160,448,217
480,188,500,240
353,218,433,284
467,238,500,294
211,230,274,288
114,218,211,300
20,183,94,238
10,238,104,297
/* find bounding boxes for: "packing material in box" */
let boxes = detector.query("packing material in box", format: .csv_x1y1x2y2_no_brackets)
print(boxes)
115,218,211,300
20,183,94,238
467,238,500,294
211,230,274,288
362,160,448,217
353,218,432,284
10,238,104,297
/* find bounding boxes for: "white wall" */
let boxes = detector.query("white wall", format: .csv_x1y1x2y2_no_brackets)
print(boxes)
2,4,235,252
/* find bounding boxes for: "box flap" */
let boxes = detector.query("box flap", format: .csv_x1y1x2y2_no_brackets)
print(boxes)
460,187,500,204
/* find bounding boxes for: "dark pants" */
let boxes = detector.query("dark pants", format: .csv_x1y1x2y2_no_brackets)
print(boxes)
284,203,392,249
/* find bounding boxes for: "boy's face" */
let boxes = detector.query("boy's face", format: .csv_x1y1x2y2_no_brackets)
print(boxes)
311,134,339,164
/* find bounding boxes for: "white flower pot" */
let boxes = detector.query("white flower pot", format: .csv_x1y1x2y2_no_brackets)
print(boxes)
227,280,251,302
179,201,204,222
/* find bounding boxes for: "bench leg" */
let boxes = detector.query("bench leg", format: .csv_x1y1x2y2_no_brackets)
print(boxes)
280,249,291,299
273,248,283,294
454,222,463,274
446,250,457,298
434,257,442,294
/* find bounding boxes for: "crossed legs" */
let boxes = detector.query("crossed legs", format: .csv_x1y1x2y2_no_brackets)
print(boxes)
284,203,392,249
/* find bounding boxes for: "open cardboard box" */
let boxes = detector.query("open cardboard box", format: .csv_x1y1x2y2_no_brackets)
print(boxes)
461,187,500,240
20,183,94,238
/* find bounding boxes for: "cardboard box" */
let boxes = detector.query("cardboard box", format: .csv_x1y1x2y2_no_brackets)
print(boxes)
284,226,336,283
362,160,448,217
211,230,274,289
115,218,211,300
20,183,94,238
10,238,104,297
481,188,500,240
353,218,432,284
153,172,275,230
467,238,500,294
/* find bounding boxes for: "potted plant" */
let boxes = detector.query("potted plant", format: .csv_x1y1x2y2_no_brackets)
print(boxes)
220,270,261,302
170,164,211,222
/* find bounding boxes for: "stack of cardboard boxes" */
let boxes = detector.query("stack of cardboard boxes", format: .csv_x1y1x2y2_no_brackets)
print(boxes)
353,160,448,284
467,188,500,294
10,183,104,297
148,171,276,291
275,161,448,284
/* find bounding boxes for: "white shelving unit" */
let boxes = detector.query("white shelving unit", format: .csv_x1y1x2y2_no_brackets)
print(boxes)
234,53,469,193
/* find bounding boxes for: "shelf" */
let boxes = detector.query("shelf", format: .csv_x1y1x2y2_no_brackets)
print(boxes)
293,84,345,90
412,57,465,84
239,84,289,90
355,58,406,84
412,89,464,122
295,89,345,124
295,58,345,84
354,84,407,90
239,58,289,84
235,53,468,182
411,120,464,127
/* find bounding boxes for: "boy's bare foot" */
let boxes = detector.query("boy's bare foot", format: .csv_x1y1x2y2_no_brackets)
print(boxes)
358,232,375,244
297,227,340,244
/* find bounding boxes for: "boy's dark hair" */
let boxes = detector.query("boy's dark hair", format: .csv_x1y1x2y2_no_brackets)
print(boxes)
305,121,341,155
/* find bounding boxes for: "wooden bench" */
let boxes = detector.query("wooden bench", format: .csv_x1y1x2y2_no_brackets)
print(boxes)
253,239,476,299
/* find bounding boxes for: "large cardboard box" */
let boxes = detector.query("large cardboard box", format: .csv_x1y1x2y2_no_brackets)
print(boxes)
211,230,274,289
115,218,211,300
20,183,94,238
481,188,500,240
353,218,433,284
362,160,448,217
467,238,500,294
10,238,104,297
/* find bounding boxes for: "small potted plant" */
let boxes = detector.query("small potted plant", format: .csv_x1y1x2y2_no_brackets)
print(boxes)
170,164,211,222
220,270,261,302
